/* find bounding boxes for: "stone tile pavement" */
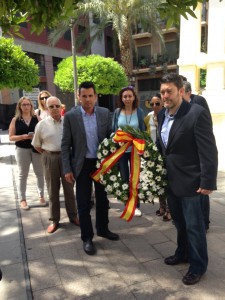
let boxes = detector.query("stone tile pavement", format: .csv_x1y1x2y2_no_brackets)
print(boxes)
0,130,225,300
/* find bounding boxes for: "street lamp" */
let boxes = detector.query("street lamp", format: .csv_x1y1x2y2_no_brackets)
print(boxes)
70,19,78,106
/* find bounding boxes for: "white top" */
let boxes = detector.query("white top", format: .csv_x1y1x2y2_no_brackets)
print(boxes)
35,109,49,120
147,111,157,143
32,116,63,151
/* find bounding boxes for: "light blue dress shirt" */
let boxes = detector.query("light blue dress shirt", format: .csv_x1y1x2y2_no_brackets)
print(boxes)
81,106,98,158
161,110,175,147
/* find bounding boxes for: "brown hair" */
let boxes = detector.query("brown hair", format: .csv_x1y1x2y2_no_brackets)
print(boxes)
118,86,139,109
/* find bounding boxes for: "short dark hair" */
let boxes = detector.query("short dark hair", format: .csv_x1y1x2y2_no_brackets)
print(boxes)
160,73,183,90
78,81,96,94
118,86,139,109
183,81,192,93
179,75,187,82
151,92,161,100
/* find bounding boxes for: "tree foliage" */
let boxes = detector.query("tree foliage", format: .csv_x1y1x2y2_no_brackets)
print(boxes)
54,55,128,94
0,37,39,90
0,0,210,36
0,0,80,35
158,0,208,28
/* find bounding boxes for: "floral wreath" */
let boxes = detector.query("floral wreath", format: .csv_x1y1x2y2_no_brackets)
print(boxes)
92,126,167,221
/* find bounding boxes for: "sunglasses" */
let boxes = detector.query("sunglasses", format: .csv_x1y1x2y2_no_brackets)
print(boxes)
150,102,160,107
48,105,61,109
21,103,31,107
121,86,134,92
40,96,49,100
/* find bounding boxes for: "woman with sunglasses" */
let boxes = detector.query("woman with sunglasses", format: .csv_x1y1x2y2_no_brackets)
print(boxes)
112,86,145,217
35,90,52,119
144,93,171,221
9,97,46,210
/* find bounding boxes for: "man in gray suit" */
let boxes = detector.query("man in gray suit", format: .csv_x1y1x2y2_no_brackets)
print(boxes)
61,81,119,255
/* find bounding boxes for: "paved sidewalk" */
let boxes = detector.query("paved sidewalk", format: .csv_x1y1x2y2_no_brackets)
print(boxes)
0,130,225,300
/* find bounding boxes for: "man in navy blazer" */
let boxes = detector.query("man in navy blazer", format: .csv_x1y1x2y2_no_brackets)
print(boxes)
157,73,218,285
61,81,119,255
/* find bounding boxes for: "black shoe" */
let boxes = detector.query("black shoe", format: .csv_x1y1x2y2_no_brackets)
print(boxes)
97,229,119,241
164,255,188,265
182,271,202,285
83,240,96,255
0,268,2,281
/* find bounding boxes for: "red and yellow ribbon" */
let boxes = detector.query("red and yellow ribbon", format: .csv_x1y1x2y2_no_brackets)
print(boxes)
92,130,145,221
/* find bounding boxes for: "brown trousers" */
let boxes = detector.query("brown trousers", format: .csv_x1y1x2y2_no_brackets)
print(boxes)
42,152,77,223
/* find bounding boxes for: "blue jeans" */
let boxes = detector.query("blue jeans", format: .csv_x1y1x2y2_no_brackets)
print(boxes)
119,152,140,208
167,192,208,275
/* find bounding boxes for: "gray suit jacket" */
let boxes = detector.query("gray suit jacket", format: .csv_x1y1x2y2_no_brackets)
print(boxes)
61,106,112,178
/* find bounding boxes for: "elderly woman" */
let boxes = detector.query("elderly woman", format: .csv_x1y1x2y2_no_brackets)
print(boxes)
9,97,45,210
112,86,145,217
35,90,52,119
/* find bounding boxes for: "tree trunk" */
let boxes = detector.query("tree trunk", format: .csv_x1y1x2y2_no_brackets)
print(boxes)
119,25,133,78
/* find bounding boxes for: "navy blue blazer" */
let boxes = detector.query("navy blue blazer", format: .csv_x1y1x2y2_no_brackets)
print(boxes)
157,100,218,197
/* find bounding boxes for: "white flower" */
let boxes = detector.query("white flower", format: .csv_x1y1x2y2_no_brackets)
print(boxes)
122,183,128,190
110,146,117,153
146,170,153,178
156,164,162,172
153,145,158,151
116,190,122,196
155,176,161,182
114,182,119,188
110,175,117,182
158,155,163,161
107,169,112,174
103,149,109,156
96,162,100,168
97,153,102,159
138,193,145,199
103,139,109,146
158,188,165,195
143,150,150,158
149,180,156,186
147,161,155,167
106,185,112,192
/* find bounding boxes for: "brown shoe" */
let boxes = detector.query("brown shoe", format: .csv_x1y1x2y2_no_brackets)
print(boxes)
20,200,30,210
39,197,47,207
70,217,80,226
47,223,59,234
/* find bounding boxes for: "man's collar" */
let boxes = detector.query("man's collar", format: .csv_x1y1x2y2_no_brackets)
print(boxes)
80,106,96,116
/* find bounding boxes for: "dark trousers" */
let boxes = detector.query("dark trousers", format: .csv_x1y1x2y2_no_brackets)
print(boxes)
202,195,210,229
168,192,208,275
119,152,140,208
76,158,109,242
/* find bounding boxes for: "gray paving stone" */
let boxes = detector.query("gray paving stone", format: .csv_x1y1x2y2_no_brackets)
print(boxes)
0,263,27,300
0,210,20,242
122,236,162,262
25,236,53,261
0,239,22,266
32,285,67,300
28,256,61,292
